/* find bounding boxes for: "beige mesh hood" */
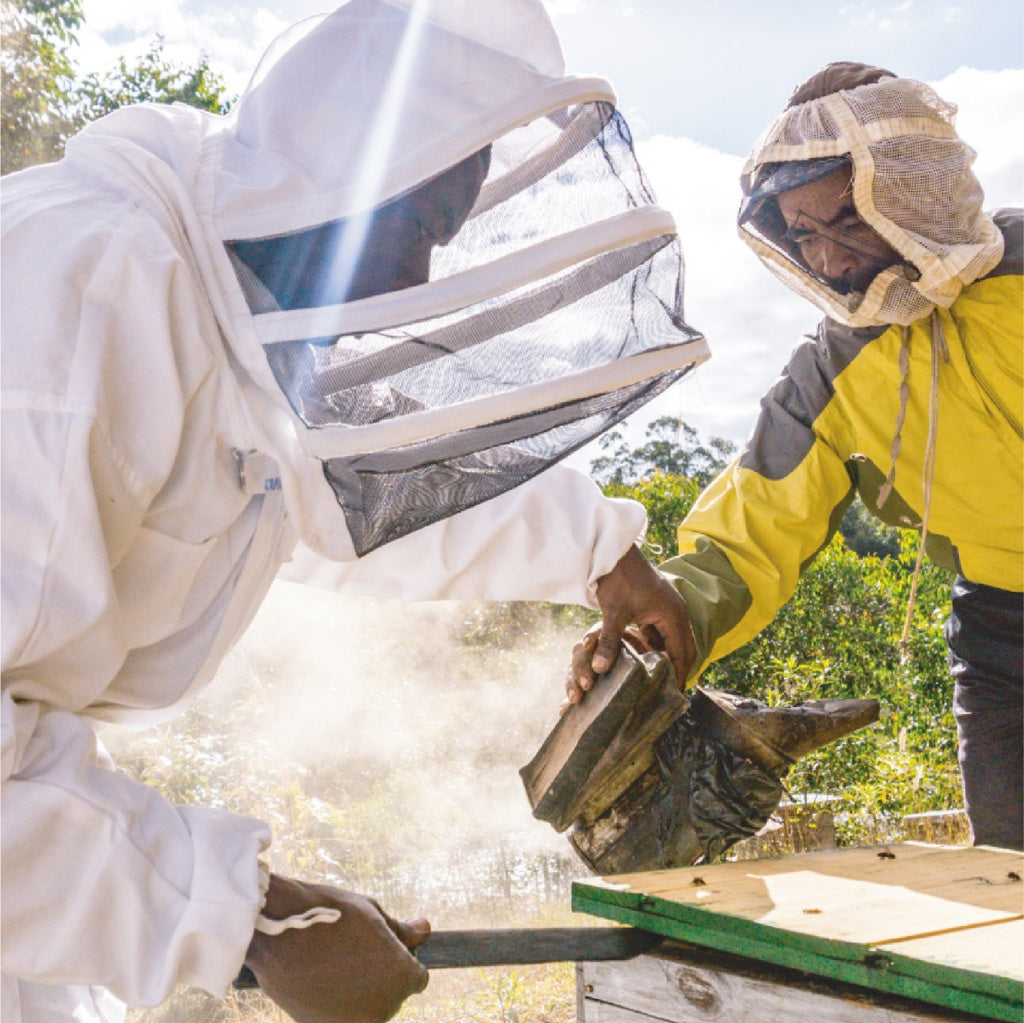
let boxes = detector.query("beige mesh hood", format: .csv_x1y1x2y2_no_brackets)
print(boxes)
738,76,1005,327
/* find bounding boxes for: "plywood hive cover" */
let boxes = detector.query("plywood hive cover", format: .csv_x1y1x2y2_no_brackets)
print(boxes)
573,842,1024,1021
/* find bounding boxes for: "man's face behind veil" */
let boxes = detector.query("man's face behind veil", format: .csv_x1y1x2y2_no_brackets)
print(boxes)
774,165,902,296
349,147,491,299
230,148,490,310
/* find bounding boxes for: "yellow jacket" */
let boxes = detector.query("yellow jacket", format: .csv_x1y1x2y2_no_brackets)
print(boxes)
663,208,1023,681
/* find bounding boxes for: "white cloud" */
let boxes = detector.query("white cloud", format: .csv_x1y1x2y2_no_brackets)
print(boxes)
929,67,1024,208
838,0,914,31
625,135,810,446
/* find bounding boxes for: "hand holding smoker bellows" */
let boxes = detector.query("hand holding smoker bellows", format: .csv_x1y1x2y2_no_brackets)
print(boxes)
520,646,880,873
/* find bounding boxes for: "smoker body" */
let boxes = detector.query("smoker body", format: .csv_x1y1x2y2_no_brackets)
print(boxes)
521,647,879,872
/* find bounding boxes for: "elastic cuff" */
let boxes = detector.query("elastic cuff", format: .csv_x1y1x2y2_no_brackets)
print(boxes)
252,864,339,933
256,859,271,912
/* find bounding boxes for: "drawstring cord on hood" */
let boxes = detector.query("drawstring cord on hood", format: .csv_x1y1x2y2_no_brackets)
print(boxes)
876,326,911,510
877,312,948,662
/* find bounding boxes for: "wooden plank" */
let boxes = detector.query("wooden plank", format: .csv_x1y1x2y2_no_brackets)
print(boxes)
519,647,686,831
567,661,687,827
876,918,1024,995
592,843,1022,904
578,949,981,1023
573,845,1024,1021
579,845,1024,940
572,895,1021,1021
574,888,874,965
692,866,1015,944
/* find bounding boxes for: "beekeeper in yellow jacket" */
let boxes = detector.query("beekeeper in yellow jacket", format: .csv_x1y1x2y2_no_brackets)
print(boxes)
571,62,1022,852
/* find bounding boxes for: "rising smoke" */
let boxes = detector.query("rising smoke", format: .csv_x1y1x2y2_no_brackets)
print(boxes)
106,578,591,927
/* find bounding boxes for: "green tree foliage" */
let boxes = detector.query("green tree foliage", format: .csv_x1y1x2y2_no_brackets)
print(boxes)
604,470,701,559
585,414,957,834
461,424,723,642
1,0,230,175
1,0,83,172
74,40,230,122
586,417,955,834
589,415,736,488
695,530,956,835
839,498,902,558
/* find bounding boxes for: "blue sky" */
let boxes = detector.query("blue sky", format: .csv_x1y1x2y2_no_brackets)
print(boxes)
550,0,1024,150
77,0,1024,148
75,0,1024,448
78,0,1024,150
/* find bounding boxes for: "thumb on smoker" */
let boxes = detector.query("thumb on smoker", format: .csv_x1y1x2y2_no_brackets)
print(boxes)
591,608,629,675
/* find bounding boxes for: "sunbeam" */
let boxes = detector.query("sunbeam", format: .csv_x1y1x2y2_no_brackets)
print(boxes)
318,0,433,307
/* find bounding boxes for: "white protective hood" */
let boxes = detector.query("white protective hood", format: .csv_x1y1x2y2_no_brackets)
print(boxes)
68,0,708,562
214,0,570,239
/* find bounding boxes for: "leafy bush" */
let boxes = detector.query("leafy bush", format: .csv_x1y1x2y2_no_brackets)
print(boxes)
604,470,702,559
697,525,957,838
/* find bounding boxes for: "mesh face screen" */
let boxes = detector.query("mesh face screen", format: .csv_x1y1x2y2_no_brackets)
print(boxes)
230,104,651,316
324,371,688,555
263,236,689,429
265,235,697,554
238,100,703,555
740,78,1002,327
429,108,655,282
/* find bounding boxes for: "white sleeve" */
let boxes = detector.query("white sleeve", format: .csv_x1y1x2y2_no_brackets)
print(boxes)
280,463,647,607
0,185,271,1004
0,690,270,1004
0,400,269,1004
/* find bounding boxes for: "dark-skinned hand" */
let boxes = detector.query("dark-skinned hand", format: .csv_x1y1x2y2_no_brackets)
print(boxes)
565,544,695,709
243,874,430,1023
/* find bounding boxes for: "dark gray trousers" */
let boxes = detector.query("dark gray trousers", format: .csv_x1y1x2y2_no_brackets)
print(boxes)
946,577,1023,850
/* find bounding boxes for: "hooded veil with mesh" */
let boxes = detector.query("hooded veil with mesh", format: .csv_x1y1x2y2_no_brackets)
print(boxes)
205,0,707,558
738,70,1004,328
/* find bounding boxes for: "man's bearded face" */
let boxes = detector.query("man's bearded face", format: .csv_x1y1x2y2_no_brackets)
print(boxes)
776,165,902,295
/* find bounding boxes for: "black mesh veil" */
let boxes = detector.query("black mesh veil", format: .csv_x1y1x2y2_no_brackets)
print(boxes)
326,372,686,555
233,103,705,556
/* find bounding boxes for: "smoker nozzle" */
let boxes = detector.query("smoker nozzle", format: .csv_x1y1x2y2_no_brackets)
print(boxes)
689,687,881,778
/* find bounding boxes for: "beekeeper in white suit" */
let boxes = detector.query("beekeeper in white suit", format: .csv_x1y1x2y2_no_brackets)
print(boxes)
0,0,707,1020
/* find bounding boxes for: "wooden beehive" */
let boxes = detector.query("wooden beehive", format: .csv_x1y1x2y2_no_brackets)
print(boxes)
573,842,1024,1022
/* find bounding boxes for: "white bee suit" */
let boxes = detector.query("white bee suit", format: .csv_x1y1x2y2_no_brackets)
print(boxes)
1,0,706,1017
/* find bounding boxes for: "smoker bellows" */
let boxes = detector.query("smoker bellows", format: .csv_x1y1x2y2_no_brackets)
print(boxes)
520,646,879,872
